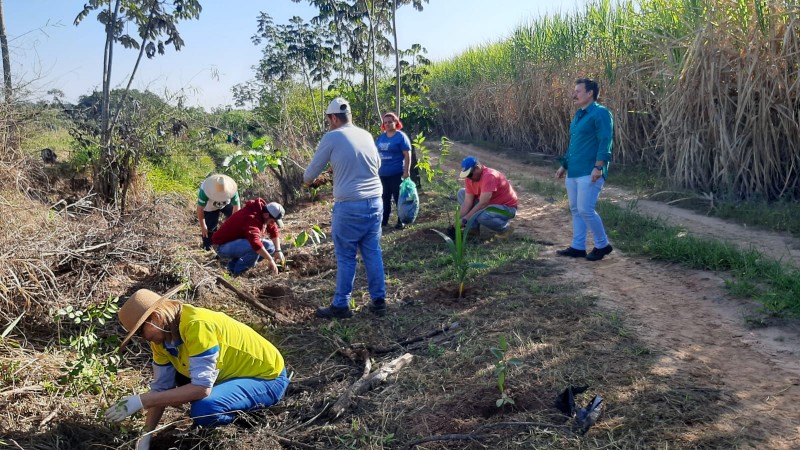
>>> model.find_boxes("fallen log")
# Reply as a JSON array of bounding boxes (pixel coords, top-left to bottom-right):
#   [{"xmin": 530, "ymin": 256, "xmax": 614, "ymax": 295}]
[
  {"xmin": 215, "ymin": 276, "xmax": 293, "ymax": 324},
  {"xmin": 328, "ymin": 353, "xmax": 414, "ymax": 420}
]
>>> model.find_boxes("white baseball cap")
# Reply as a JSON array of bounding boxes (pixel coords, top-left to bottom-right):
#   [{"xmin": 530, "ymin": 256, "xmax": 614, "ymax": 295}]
[{"xmin": 326, "ymin": 97, "xmax": 351, "ymax": 115}]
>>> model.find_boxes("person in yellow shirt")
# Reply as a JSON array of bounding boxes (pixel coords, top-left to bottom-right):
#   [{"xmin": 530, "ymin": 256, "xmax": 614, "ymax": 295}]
[{"xmin": 104, "ymin": 286, "xmax": 288, "ymax": 449}]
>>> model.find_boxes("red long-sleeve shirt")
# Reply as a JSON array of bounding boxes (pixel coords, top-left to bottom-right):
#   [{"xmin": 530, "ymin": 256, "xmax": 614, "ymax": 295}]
[{"xmin": 212, "ymin": 198, "xmax": 279, "ymax": 251}]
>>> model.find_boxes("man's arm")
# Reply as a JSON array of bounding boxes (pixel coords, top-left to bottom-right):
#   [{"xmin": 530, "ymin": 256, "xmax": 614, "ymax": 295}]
[
  {"xmin": 463, "ymin": 192, "xmax": 493, "ymax": 221},
  {"xmin": 257, "ymin": 246, "xmax": 279, "ymax": 274},
  {"xmin": 140, "ymin": 383, "xmax": 211, "ymax": 409},
  {"xmin": 592, "ymin": 109, "xmax": 613, "ymax": 181},
  {"xmin": 196, "ymin": 206, "xmax": 208, "ymax": 237},
  {"xmin": 304, "ymin": 136, "xmax": 333, "ymax": 185},
  {"xmin": 271, "ymin": 236, "xmax": 284, "ymax": 264},
  {"xmin": 459, "ymin": 191, "xmax": 475, "ymax": 219}
]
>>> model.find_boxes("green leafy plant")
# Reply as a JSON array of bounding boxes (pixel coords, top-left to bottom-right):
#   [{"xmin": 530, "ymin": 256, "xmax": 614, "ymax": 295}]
[
  {"xmin": 221, "ymin": 136, "xmax": 282, "ymax": 189},
  {"xmin": 431, "ymin": 206, "xmax": 488, "ymax": 297},
  {"xmin": 491, "ymin": 336, "xmax": 523, "ymax": 407},
  {"xmin": 436, "ymin": 136, "xmax": 451, "ymax": 174},
  {"xmin": 413, "ymin": 133, "xmax": 452, "ymax": 184},
  {"xmin": 292, "ymin": 225, "xmax": 326, "ymax": 248},
  {"xmin": 53, "ymin": 296, "xmax": 122, "ymax": 396},
  {"xmin": 412, "ymin": 133, "xmax": 435, "ymax": 183}
]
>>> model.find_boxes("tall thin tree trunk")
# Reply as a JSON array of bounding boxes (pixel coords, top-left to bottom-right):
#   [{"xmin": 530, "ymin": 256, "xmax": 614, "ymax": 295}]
[
  {"xmin": 367, "ymin": 0, "xmax": 381, "ymax": 121},
  {"xmin": 0, "ymin": 0, "xmax": 12, "ymax": 102},
  {"xmin": 392, "ymin": 0, "xmax": 400, "ymax": 116},
  {"xmin": 97, "ymin": 0, "xmax": 122, "ymax": 203}
]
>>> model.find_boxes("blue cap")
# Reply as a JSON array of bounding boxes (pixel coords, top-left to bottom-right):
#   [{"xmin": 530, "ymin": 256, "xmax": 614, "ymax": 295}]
[{"xmin": 460, "ymin": 156, "xmax": 478, "ymax": 178}]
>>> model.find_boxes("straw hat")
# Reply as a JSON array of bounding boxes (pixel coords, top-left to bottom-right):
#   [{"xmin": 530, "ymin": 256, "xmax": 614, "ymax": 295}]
[
  {"xmin": 118, "ymin": 284, "xmax": 184, "ymax": 349},
  {"xmin": 201, "ymin": 174, "xmax": 238, "ymax": 202}
]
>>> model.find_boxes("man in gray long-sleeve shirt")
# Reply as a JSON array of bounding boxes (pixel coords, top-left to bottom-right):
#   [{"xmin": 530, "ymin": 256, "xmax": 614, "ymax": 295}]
[{"xmin": 304, "ymin": 97, "xmax": 387, "ymax": 319}]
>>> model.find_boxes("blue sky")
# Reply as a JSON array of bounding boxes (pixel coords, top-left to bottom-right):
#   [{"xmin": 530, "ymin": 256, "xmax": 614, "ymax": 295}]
[{"xmin": 6, "ymin": 0, "xmax": 584, "ymax": 110}]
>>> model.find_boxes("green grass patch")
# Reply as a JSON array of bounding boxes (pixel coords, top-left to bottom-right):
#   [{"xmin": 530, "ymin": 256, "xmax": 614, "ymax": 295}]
[{"xmin": 599, "ymin": 201, "xmax": 800, "ymax": 317}]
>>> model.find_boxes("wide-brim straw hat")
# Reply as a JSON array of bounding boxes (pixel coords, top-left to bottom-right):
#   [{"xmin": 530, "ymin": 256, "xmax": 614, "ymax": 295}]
[
  {"xmin": 118, "ymin": 284, "xmax": 184, "ymax": 350},
  {"xmin": 201, "ymin": 174, "xmax": 238, "ymax": 202}
]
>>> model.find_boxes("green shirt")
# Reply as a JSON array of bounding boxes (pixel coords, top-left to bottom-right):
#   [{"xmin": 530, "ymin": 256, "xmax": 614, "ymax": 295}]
[{"xmin": 561, "ymin": 102, "xmax": 613, "ymax": 178}]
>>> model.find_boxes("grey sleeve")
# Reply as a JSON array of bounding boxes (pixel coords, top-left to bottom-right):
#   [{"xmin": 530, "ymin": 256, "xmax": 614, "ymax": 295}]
[{"xmin": 304, "ymin": 135, "xmax": 333, "ymax": 183}]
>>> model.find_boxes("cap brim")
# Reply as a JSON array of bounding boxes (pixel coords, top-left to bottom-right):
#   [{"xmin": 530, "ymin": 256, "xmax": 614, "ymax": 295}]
[
  {"xmin": 459, "ymin": 169, "xmax": 472, "ymax": 179},
  {"xmin": 276, "ymin": 219, "xmax": 284, "ymax": 228},
  {"xmin": 118, "ymin": 283, "xmax": 185, "ymax": 351}
]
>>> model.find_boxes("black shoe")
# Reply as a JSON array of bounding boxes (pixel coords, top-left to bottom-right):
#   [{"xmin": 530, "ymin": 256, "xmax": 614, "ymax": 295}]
[
  {"xmin": 556, "ymin": 247, "xmax": 587, "ymax": 258},
  {"xmin": 586, "ymin": 245, "xmax": 613, "ymax": 261},
  {"xmin": 369, "ymin": 299, "xmax": 387, "ymax": 316},
  {"xmin": 395, "ymin": 222, "xmax": 405, "ymax": 230},
  {"xmin": 315, "ymin": 305, "xmax": 353, "ymax": 319}
]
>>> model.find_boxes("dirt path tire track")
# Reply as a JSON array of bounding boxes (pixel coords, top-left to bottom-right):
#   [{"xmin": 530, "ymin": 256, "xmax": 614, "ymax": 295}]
[{"xmin": 444, "ymin": 142, "xmax": 800, "ymax": 448}]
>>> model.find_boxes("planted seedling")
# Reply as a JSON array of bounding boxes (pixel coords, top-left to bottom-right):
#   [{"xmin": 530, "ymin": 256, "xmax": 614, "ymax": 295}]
[
  {"xmin": 491, "ymin": 335, "xmax": 523, "ymax": 408},
  {"xmin": 431, "ymin": 206, "xmax": 488, "ymax": 297}
]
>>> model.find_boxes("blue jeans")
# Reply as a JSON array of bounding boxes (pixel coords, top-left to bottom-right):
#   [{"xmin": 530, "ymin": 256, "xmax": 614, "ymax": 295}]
[
  {"xmin": 331, "ymin": 197, "xmax": 386, "ymax": 308},
  {"xmin": 191, "ymin": 369, "xmax": 289, "ymax": 427},
  {"xmin": 457, "ymin": 188, "xmax": 516, "ymax": 232},
  {"xmin": 565, "ymin": 175, "xmax": 609, "ymax": 250},
  {"xmin": 216, "ymin": 238, "xmax": 275, "ymax": 275}
]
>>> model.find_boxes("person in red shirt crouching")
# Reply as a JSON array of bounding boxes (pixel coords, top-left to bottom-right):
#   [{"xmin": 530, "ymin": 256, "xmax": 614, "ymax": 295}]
[
  {"xmin": 212, "ymin": 198, "xmax": 285, "ymax": 275},
  {"xmin": 457, "ymin": 156, "xmax": 518, "ymax": 238}
]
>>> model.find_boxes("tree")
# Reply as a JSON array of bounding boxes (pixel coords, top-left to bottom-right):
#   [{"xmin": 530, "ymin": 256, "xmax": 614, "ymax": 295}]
[
  {"xmin": 294, "ymin": 0, "xmax": 428, "ymax": 120},
  {"xmin": 74, "ymin": 0, "xmax": 202, "ymax": 208},
  {"xmin": 0, "ymin": 0, "xmax": 11, "ymax": 103}
]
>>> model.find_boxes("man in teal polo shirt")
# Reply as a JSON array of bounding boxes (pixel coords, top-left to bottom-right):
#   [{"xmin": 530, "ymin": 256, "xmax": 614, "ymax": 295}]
[{"xmin": 555, "ymin": 78, "xmax": 614, "ymax": 261}]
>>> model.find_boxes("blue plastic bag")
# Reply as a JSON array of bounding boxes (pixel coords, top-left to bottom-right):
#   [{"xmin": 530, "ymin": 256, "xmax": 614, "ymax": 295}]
[{"xmin": 397, "ymin": 177, "xmax": 419, "ymax": 224}]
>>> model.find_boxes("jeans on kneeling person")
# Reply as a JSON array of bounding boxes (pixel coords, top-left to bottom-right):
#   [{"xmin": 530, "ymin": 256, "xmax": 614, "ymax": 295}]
[
  {"xmin": 456, "ymin": 188, "xmax": 516, "ymax": 233},
  {"xmin": 216, "ymin": 238, "xmax": 276, "ymax": 275}
]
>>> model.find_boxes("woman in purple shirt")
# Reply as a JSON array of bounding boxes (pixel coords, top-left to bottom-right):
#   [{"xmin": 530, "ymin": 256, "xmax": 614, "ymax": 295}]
[{"xmin": 375, "ymin": 112, "xmax": 412, "ymax": 229}]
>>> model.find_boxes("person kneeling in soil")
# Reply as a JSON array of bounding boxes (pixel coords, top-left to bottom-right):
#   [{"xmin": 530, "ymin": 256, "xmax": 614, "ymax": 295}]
[
  {"xmin": 104, "ymin": 287, "xmax": 289, "ymax": 449},
  {"xmin": 457, "ymin": 156, "xmax": 518, "ymax": 238},
  {"xmin": 196, "ymin": 174, "xmax": 240, "ymax": 250},
  {"xmin": 211, "ymin": 198, "xmax": 285, "ymax": 276}
]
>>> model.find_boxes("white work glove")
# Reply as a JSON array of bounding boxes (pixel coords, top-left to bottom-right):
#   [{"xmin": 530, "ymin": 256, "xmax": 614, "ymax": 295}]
[
  {"xmin": 104, "ymin": 394, "xmax": 143, "ymax": 422},
  {"xmin": 136, "ymin": 434, "xmax": 152, "ymax": 450}
]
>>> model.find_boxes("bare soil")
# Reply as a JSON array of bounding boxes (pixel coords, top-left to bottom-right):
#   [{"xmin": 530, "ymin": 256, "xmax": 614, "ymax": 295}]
[{"xmin": 448, "ymin": 142, "xmax": 800, "ymax": 448}]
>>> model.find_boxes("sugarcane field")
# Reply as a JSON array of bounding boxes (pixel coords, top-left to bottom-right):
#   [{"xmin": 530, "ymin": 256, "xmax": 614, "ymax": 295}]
[{"xmin": 1, "ymin": 1, "xmax": 800, "ymax": 449}]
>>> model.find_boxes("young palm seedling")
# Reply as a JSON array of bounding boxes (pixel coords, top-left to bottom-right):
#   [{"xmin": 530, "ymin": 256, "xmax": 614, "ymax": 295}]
[
  {"xmin": 431, "ymin": 206, "xmax": 487, "ymax": 297},
  {"xmin": 491, "ymin": 335, "xmax": 523, "ymax": 408}
]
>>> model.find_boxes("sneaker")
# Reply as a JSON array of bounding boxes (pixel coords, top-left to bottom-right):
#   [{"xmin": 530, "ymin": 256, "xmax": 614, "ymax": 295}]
[
  {"xmin": 395, "ymin": 221, "xmax": 405, "ymax": 230},
  {"xmin": 315, "ymin": 305, "xmax": 353, "ymax": 319},
  {"xmin": 556, "ymin": 247, "xmax": 587, "ymax": 258},
  {"xmin": 586, "ymin": 245, "xmax": 613, "ymax": 261},
  {"xmin": 496, "ymin": 225, "xmax": 514, "ymax": 239},
  {"xmin": 369, "ymin": 299, "xmax": 387, "ymax": 317}
]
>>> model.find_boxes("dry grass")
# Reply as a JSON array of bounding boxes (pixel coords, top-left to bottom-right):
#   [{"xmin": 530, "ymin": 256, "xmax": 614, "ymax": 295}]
[
  {"xmin": 0, "ymin": 141, "xmax": 772, "ymax": 449},
  {"xmin": 429, "ymin": 0, "xmax": 800, "ymax": 201}
]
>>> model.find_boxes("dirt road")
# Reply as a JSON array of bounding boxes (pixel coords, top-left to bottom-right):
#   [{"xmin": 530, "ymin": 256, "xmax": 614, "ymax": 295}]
[{"xmin": 448, "ymin": 142, "xmax": 800, "ymax": 448}]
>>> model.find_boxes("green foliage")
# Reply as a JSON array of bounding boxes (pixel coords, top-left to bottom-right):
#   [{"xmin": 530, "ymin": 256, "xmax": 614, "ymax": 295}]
[
  {"xmin": 291, "ymin": 225, "xmax": 326, "ymax": 249},
  {"xmin": 431, "ymin": 206, "xmax": 488, "ymax": 297},
  {"xmin": 412, "ymin": 133, "xmax": 434, "ymax": 183},
  {"xmin": 53, "ymin": 296, "xmax": 122, "ymax": 396},
  {"xmin": 599, "ymin": 201, "xmax": 800, "ymax": 317},
  {"xmin": 221, "ymin": 136, "xmax": 282, "ymax": 189},
  {"xmin": 490, "ymin": 335, "xmax": 523, "ymax": 407}
]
